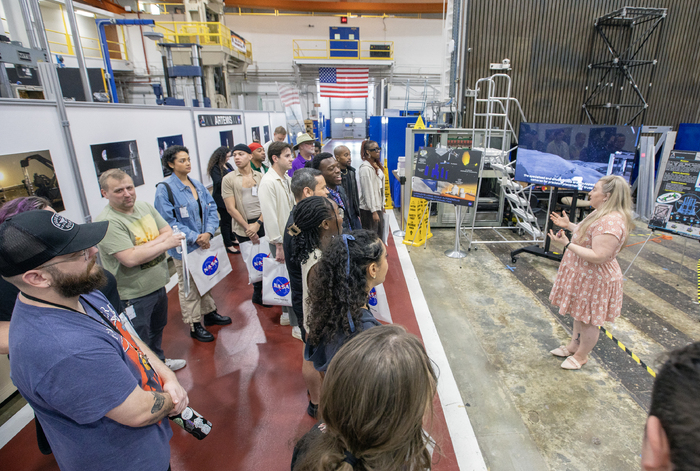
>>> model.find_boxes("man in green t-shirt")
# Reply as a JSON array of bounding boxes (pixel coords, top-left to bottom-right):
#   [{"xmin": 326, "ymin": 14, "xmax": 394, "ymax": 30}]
[{"xmin": 95, "ymin": 169, "xmax": 197, "ymax": 370}]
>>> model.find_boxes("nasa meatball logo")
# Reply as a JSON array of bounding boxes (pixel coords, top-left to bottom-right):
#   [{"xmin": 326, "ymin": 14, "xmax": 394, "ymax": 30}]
[
  {"xmin": 272, "ymin": 277, "xmax": 290, "ymax": 297},
  {"xmin": 51, "ymin": 213, "xmax": 75, "ymax": 231},
  {"xmin": 252, "ymin": 253, "xmax": 268, "ymax": 272},
  {"xmin": 202, "ymin": 255, "xmax": 219, "ymax": 276},
  {"xmin": 368, "ymin": 287, "xmax": 378, "ymax": 307}
]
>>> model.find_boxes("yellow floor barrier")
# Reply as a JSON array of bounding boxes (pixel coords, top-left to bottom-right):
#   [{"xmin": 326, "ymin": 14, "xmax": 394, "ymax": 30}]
[
  {"xmin": 403, "ymin": 197, "xmax": 432, "ymax": 247},
  {"xmin": 383, "ymin": 163, "xmax": 393, "ymax": 210}
]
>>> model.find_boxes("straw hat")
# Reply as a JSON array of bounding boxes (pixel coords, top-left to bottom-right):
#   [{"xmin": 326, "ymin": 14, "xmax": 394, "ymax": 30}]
[{"xmin": 294, "ymin": 133, "xmax": 314, "ymax": 149}]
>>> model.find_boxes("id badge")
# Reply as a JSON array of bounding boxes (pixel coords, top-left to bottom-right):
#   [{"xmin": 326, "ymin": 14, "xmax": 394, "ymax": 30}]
[
  {"xmin": 252, "ymin": 186, "xmax": 258, "ymax": 197},
  {"xmin": 179, "ymin": 206, "xmax": 190, "ymax": 218},
  {"xmin": 118, "ymin": 312, "xmax": 142, "ymax": 341},
  {"xmin": 125, "ymin": 305, "xmax": 136, "ymax": 320}
]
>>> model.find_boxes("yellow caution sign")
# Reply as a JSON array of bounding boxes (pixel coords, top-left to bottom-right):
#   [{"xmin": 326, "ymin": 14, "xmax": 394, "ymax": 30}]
[
  {"xmin": 383, "ymin": 163, "xmax": 393, "ymax": 210},
  {"xmin": 413, "ymin": 115, "xmax": 426, "ymax": 130},
  {"xmin": 403, "ymin": 197, "xmax": 432, "ymax": 247}
]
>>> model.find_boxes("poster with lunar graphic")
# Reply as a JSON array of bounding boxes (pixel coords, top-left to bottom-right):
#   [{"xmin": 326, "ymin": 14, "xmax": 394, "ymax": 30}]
[{"xmin": 411, "ymin": 147, "xmax": 482, "ymax": 207}]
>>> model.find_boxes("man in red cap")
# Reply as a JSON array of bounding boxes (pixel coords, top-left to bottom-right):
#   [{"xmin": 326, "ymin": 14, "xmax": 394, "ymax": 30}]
[{"xmin": 249, "ymin": 142, "xmax": 269, "ymax": 174}]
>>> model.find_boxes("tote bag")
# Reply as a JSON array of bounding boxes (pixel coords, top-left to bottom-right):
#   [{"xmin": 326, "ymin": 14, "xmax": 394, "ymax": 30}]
[
  {"xmin": 188, "ymin": 235, "xmax": 233, "ymax": 295},
  {"xmin": 368, "ymin": 283, "xmax": 392, "ymax": 323},
  {"xmin": 239, "ymin": 237, "xmax": 271, "ymax": 284},
  {"xmin": 262, "ymin": 258, "xmax": 293, "ymax": 306}
]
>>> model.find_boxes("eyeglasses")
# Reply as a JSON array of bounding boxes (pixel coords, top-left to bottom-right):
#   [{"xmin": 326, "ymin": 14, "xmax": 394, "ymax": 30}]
[
  {"xmin": 368, "ymin": 147, "xmax": 381, "ymax": 152},
  {"xmin": 39, "ymin": 249, "xmax": 89, "ymax": 269}
]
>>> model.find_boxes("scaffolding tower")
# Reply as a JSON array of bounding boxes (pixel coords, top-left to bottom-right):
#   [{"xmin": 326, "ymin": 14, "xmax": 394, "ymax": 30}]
[{"xmin": 582, "ymin": 7, "xmax": 667, "ymax": 126}]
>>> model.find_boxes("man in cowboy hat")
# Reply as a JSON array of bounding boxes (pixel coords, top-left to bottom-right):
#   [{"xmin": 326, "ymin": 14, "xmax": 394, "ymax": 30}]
[{"xmin": 289, "ymin": 133, "xmax": 315, "ymax": 177}]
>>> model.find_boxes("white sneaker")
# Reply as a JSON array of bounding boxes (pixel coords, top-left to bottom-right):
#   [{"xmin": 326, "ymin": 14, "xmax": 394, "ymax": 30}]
[
  {"xmin": 280, "ymin": 312, "xmax": 290, "ymax": 325},
  {"xmin": 292, "ymin": 326, "xmax": 302, "ymax": 341},
  {"xmin": 165, "ymin": 358, "xmax": 186, "ymax": 372}
]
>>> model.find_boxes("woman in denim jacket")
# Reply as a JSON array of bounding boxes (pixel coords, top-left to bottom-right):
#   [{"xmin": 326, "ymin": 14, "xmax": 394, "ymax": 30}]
[{"xmin": 155, "ymin": 145, "xmax": 231, "ymax": 343}]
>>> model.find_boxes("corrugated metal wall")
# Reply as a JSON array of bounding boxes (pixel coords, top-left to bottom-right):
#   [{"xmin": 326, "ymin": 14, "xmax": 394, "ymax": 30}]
[{"xmin": 462, "ymin": 0, "xmax": 700, "ymax": 130}]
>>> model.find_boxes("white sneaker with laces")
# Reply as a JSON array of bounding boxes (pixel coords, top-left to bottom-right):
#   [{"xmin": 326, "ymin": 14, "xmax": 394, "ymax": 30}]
[
  {"xmin": 280, "ymin": 312, "xmax": 290, "ymax": 325},
  {"xmin": 292, "ymin": 326, "xmax": 302, "ymax": 340},
  {"xmin": 165, "ymin": 358, "xmax": 187, "ymax": 372}
]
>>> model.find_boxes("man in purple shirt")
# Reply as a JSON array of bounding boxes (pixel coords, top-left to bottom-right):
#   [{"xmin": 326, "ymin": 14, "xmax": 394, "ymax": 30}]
[{"xmin": 289, "ymin": 133, "xmax": 315, "ymax": 177}]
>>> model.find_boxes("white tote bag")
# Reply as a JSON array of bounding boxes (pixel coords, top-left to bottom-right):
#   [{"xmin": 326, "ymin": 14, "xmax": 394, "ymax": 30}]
[
  {"xmin": 239, "ymin": 236, "xmax": 271, "ymax": 284},
  {"xmin": 367, "ymin": 283, "xmax": 392, "ymax": 323},
  {"xmin": 261, "ymin": 258, "xmax": 292, "ymax": 306},
  {"xmin": 382, "ymin": 212, "xmax": 391, "ymax": 244},
  {"xmin": 187, "ymin": 235, "xmax": 233, "ymax": 295}
]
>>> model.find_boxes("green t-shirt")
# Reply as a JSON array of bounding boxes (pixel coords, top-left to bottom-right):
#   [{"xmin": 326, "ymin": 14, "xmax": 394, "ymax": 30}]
[{"xmin": 96, "ymin": 201, "xmax": 170, "ymax": 300}]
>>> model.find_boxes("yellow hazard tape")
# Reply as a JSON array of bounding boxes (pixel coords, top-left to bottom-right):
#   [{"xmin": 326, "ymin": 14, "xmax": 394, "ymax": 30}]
[{"xmin": 598, "ymin": 325, "xmax": 656, "ymax": 378}]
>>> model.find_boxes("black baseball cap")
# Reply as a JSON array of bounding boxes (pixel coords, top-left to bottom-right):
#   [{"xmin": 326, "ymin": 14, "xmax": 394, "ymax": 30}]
[{"xmin": 0, "ymin": 211, "xmax": 108, "ymax": 277}]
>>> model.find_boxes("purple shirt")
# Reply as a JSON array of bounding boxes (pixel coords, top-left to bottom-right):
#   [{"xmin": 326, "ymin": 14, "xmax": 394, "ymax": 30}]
[{"xmin": 289, "ymin": 153, "xmax": 312, "ymax": 177}]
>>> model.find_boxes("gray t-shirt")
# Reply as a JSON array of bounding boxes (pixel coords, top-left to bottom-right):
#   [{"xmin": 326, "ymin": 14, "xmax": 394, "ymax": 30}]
[{"xmin": 96, "ymin": 201, "xmax": 170, "ymax": 300}]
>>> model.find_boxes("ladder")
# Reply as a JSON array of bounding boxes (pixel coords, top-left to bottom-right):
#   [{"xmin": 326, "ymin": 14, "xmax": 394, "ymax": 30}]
[
  {"xmin": 463, "ymin": 73, "xmax": 543, "ymax": 249},
  {"xmin": 404, "ymin": 79, "xmax": 427, "ymax": 116}
]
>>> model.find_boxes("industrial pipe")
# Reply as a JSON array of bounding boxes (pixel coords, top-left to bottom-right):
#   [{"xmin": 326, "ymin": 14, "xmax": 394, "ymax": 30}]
[{"xmin": 95, "ymin": 18, "xmax": 155, "ymax": 103}]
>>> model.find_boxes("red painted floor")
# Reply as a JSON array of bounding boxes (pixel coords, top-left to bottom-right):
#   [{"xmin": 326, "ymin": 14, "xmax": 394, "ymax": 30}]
[{"xmin": 0, "ymin": 231, "xmax": 460, "ymax": 471}]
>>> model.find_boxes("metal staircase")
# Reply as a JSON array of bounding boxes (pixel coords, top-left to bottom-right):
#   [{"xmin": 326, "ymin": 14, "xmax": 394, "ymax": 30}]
[
  {"xmin": 463, "ymin": 72, "xmax": 544, "ymax": 250},
  {"xmin": 404, "ymin": 79, "xmax": 428, "ymax": 116}
]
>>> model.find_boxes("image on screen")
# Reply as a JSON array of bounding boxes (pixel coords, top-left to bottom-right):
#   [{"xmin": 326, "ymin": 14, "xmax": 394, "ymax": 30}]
[
  {"xmin": 676, "ymin": 123, "xmax": 700, "ymax": 152},
  {"xmin": 514, "ymin": 123, "xmax": 639, "ymax": 191}
]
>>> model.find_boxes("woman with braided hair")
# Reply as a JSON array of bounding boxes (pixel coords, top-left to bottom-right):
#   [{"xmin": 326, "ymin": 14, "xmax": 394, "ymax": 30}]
[
  {"xmin": 304, "ymin": 228, "xmax": 387, "ymax": 373},
  {"xmin": 288, "ymin": 195, "xmax": 343, "ymax": 417},
  {"xmin": 292, "ymin": 325, "xmax": 437, "ymax": 471}
]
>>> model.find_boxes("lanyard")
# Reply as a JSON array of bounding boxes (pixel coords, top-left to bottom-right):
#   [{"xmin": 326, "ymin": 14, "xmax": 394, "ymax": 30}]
[{"xmin": 20, "ymin": 292, "xmax": 159, "ymax": 379}]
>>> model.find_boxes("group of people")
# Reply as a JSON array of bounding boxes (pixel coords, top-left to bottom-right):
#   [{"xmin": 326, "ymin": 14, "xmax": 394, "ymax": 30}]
[{"xmin": 0, "ymin": 133, "xmax": 698, "ymax": 471}]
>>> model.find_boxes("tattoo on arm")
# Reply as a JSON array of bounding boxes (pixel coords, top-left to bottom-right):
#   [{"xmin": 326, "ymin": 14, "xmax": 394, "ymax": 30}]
[
  {"xmin": 151, "ymin": 392, "xmax": 165, "ymax": 414},
  {"xmin": 575, "ymin": 333, "xmax": 581, "ymax": 344}
]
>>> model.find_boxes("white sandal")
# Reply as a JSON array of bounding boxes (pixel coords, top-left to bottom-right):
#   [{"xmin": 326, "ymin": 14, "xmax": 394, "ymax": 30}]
[
  {"xmin": 561, "ymin": 356, "xmax": 587, "ymax": 370},
  {"xmin": 550, "ymin": 345, "xmax": 571, "ymax": 357}
]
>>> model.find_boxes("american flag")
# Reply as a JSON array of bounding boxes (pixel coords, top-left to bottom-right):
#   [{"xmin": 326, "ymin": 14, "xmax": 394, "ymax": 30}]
[
  {"xmin": 277, "ymin": 83, "xmax": 301, "ymax": 107},
  {"xmin": 319, "ymin": 67, "xmax": 369, "ymax": 98}
]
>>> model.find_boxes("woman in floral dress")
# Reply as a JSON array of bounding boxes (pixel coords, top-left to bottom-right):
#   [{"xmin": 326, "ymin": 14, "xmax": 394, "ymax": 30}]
[{"xmin": 548, "ymin": 175, "xmax": 634, "ymax": 370}]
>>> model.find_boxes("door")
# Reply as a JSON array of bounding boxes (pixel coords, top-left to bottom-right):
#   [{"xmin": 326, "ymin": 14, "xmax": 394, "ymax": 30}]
[
  {"xmin": 329, "ymin": 27, "xmax": 359, "ymax": 59},
  {"xmin": 330, "ymin": 97, "xmax": 367, "ymax": 139}
]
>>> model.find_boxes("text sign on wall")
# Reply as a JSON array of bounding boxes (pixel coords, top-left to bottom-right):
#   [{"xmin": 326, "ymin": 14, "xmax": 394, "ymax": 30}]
[{"xmin": 198, "ymin": 114, "xmax": 242, "ymax": 127}]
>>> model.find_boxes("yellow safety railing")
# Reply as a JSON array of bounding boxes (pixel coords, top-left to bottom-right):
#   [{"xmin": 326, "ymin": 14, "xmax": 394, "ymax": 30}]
[
  {"xmin": 137, "ymin": 2, "xmax": 184, "ymax": 15},
  {"xmin": 44, "ymin": 5, "xmax": 128, "ymax": 61},
  {"xmin": 154, "ymin": 21, "xmax": 253, "ymax": 61},
  {"xmin": 293, "ymin": 39, "xmax": 393, "ymax": 60}
]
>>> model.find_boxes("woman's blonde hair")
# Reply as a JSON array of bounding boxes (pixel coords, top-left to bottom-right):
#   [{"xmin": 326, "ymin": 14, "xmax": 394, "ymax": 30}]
[
  {"xmin": 577, "ymin": 175, "xmax": 635, "ymax": 243},
  {"xmin": 294, "ymin": 325, "xmax": 438, "ymax": 471}
]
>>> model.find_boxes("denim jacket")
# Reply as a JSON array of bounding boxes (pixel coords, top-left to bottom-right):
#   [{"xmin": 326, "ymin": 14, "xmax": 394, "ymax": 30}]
[{"xmin": 154, "ymin": 174, "xmax": 219, "ymax": 260}]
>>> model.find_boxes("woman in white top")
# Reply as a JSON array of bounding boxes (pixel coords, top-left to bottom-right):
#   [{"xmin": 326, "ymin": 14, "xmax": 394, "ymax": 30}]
[{"xmin": 358, "ymin": 139, "xmax": 385, "ymax": 238}]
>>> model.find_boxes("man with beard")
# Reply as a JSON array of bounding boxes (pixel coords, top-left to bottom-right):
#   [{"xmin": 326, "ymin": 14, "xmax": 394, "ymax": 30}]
[{"xmin": 0, "ymin": 211, "xmax": 187, "ymax": 471}]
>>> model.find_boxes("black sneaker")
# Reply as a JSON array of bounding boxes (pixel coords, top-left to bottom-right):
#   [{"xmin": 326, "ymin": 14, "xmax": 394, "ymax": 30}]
[{"xmin": 307, "ymin": 401, "xmax": 318, "ymax": 419}]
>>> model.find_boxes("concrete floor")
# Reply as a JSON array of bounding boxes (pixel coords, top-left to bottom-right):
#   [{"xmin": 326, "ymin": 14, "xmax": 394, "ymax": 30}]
[
  {"xmin": 407, "ymin": 221, "xmax": 699, "ymax": 471},
  {"xmin": 321, "ymin": 137, "xmax": 699, "ymax": 470}
]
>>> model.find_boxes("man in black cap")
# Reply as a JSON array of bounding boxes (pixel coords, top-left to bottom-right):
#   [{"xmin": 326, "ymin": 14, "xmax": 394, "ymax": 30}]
[{"xmin": 0, "ymin": 211, "xmax": 187, "ymax": 471}]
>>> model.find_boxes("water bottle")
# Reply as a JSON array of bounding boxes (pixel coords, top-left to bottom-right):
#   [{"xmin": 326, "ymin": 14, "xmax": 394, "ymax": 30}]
[
  {"xmin": 172, "ymin": 225, "xmax": 182, "ymax": 254},
  {"xmin": 169, "ymin": 406, "xmax": 212, "ymax": 440}
]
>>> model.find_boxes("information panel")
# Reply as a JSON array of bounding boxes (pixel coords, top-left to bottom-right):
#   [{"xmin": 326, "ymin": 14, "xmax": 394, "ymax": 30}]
[
  {"xmin": 649, "ymin": 150, "xmax": 700, "ymax": 239},
  {"xmin": 411, "ymin": 147, "xmax": 482, "ymax": 207}
]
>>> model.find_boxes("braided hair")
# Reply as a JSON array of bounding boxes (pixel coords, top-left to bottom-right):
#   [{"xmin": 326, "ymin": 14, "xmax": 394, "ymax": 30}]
[
  {"xmin": 360, "ymin": 139, "xmax": 383, "ymax": 176},
  {"xmin": 289, "ymin": 196, "xmax": 337, "ymax": 265},
  {"xmin": 306, "ymin": 229, "xmax": 383, "ymax": 346}
]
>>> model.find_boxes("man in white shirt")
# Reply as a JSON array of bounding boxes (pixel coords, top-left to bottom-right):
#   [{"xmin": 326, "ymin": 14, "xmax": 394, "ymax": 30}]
[
  {"xmin": 263, "ymin": 126, "xmax": 287, "ymax": 166},
  {"xmin": 259, "ymin": 141, "xmax": 297, "ymax": 328}
]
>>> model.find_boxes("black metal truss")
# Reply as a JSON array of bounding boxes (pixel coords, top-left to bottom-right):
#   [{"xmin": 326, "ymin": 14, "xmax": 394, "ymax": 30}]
[{"xmin": 581, "ymin": 7, "xmax": 666, "ymax": 126}]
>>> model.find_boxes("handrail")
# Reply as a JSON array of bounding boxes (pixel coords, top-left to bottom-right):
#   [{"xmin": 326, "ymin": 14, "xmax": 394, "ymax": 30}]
[
  {"xmin": 292, "ymin": 39, "xmax": 393, "ymax": 60},
  {"xmin": 44, "ymin": 27, "xmax": 128, "ymax": 60},
  {"xmin": 136, "ymin": 2, "xmax": 184, "ymax": 15},
  {"xmin": 154, "ymin": 21, "xmax": 253, "ymax": 61}
]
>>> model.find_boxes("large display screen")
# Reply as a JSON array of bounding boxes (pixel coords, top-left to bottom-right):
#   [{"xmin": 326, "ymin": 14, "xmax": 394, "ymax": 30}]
[{"xmin": 514, "ymin": 123, "xmax": 639, "ymax": 191}]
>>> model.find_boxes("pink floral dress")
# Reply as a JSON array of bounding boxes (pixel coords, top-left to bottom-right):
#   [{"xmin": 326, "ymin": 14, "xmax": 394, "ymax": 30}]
[{"xmin": 549, "ymin": 211, "xmax": 627, "ymax": 326}]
